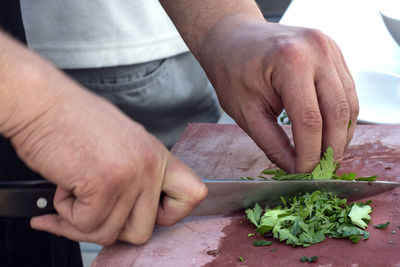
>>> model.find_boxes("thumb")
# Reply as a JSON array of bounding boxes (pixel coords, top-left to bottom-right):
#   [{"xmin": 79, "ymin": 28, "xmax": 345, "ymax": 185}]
[
  {"xmin": 31, "ymin": 214, "xmax": 63, "ymax": 235},
  {"xmin": 156, "ymin": 155, "xmax": 207, "ymax": 226}
]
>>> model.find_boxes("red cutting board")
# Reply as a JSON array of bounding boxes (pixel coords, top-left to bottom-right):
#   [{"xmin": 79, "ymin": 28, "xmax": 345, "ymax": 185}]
[{"xmin": 93, "ymin": 123, "xmax": 400, "ymax": 267}]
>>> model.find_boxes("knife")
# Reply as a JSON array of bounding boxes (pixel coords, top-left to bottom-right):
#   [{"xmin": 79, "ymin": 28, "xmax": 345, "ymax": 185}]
[
  {"xmin": 0, "ymin": 180, "xmax": 56, "ymax": 217},
  {"xmin": 2, "ymin": 179, "xmax": 399, "ymax": 218},
  {"xmin": 191, "ymin": 179, "xmax": 400, "ymax": 216}
]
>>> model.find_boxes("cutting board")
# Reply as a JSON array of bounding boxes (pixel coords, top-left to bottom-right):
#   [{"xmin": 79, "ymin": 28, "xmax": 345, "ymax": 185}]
[{"xmin": 92, "ymin": 124, "xmax": 400, "ymax": 267}]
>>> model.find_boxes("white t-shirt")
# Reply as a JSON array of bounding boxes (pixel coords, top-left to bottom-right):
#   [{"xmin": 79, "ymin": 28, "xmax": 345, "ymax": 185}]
[{"xmin": 20, "ymin": 0, "xmax": 189, "ymax": 69}]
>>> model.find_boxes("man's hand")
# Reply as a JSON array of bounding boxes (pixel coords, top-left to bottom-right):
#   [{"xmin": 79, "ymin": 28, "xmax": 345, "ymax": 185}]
[
  {"xmin": 0, "ymin": 32, "xmax": 207, "ymax": 245},
  {"xmin": 200, "ymin": 21, "xmax": 358, "ymax": 173},
  {"xmin": 161, "ymin": 1, "xmax": 358, "ymax": 173},
  {"xmin": 24, "ymin": 96, "xmax": 206, "ymax": 245}
]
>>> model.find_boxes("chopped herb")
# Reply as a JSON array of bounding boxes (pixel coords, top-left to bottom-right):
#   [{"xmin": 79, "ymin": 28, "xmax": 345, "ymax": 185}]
[
  {"xmin": 374, "ymin": 222, "xmax": 390, "ymax": 230},
  {"xmin": 279, "ymin": 110, "xmax": 291, "ymax": 125},
  {"xmin": 238, "ymin": 256, "xmax": 244, "ymax": 262},
  {"xmin": 269, "ymin": 248, "xmax": 278, "ymax": 252},
  {"xmin": 248, "ymin": 233, "xmax": 255, "ymax": 237},
  {"xmin": 301, "ymin": 256, "xmax": 318, "ymax": 263},
  {"xmin": 389, "ymin": 241, "xmax": 394, "ymax": 244},
  {"xmin": 246, "ymin": 191, "xmax": 372, "ymax": 247},
  {"xmin": 392, "ymin": 231, "xmax": 396, "ymax": 234},
  {"xmin": 348, "ymin": 205, "xmax": 372, "ymax": 229},
  {"xmin": 245, "ymin": 203, "xmax": 263, "ymax": 228},
  {"xmin": 354, "ymin": 176, "xmax": 378, "ymax": 181},
  {"xmin": 253, "ymin": 240, "xmax": 272, "ymax": 246}
]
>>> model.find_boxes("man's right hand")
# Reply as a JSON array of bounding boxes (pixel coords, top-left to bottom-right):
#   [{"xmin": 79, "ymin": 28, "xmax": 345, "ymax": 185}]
[{"xmin": 0, "ymin": 32, "xmax": 207, "ymax": 245}]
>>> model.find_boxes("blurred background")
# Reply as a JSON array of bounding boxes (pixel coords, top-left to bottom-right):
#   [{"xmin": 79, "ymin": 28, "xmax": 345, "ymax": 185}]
[{"xmin": 256, "ymin": 0, "xmax": 292, "ymax": 22}]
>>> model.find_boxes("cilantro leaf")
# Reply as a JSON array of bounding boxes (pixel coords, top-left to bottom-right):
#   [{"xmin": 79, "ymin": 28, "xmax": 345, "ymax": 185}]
[
  {"xmin": 253, "ymin": 240, "xmax": 272, "ymax": 246},
  {"xmin": 355, "ymin": 176, "xmax": 377, "ymax": 181},
  {"xmin": 374, "ymin": 222, "xmax": 390, "ymax": 229},
  {"xmin": 301, "ymin": 256, "xmax": 318, "ymax": 263},
  {"xmin": 258, "ymin": 147, "xmax": 378, "ymax": 182},
  {"xmin": 311, "ymin": 147, "xmax": 337, "ymax": 179},
  {"xmin": 348, "ymin": 204, "xmax": 372, "ymax": 229},
  {"xmin": 245, "ymin": 203, "xmax": 263, "ymax": 228},
  {"xmin": 338, "ymin": 172, "xmax": 357, "ymax": 180},
  {"xmin": 331, "ymin": 224, "xmax": 370, "ymax": 241},
  {"xmin": 246, "ymin": 191, "xmax": 372, "ymax": 247},
  {"xmin": 257, "ymin": 209, "xmax": 290, "ymax": 234}
]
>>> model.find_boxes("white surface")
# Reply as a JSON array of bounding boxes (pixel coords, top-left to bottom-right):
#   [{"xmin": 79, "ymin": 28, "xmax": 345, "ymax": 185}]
[
  {"xmin": 280, "ymin": 0, "xmax": 400, "ymax": 124},
  {"xmin": 379, "ymin": 4, "xmax": 400, "ymax": 47},
  {"xmin": 377, "ymin": 0, "xmax": 400, "ymax": 19},
  {"xmin": 354, "ymin": 70, "xmax": 400, "ymax": 124},
  {"xmin": 281, "ymin": 0, "xmax": 400, "ymax": 74}
]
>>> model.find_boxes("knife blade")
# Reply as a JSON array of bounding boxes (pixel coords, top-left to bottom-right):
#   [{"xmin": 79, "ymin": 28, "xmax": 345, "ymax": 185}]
[{"xmin": 191, "ymin": 179, "xmax": 400, "ymax": 216}]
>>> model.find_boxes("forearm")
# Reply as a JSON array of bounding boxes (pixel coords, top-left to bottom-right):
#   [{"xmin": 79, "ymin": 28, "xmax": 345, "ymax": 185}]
[
  {"xmin": 159, "ymin": 0, "xmax": 265, "ymax": 59},
  {"xmin": 0, "ymin": 31, "xmax": 68, "ymax": 138}
]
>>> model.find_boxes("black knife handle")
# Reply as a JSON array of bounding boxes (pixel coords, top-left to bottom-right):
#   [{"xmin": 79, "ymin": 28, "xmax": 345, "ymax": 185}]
[{"xmin": 0, "ymin": 182, "xmax": 56, "ymax": 217}]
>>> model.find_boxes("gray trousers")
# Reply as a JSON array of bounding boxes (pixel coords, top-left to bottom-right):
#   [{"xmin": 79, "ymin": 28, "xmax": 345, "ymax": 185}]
[{"xmin": 64, "ymin": 52, "xmax": 221, "ymax": 148}]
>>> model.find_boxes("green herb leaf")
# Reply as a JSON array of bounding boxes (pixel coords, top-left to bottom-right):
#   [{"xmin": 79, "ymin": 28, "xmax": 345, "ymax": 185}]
[
  {"xmin": 261, "ymin": 169, "xmax": 283, "ymax": 175},
  {"xmin": 374, "ymin": 222, "xmax": 390, "ymax": 229},
  {"xmin": 269, "ymin": 248, "xmax": 278, "ymax": 252},
  {"xmin": 255, "ymin": 147, "xmax": 378, "ymax": 182},
  {"xmin": 338, "ymin": 172, "xmax": 357, "ymax": 180},
  {"xmin": 238, "ymin": 256, "xmax": 244, "ymax": 262},
  {"xmin": 311, "ymin": 147, "xmax": 337, "ymax": 179},
  {"xmin": 355, "ymin": 176, "xmax": 377, "ymax": 182},
  {"xmin": 257, "ymin": 209, "xmax": 290, "ymax": 234},
  {"xmin": 253, "ymin": 240, "xmax": 273, "ymax": 246},
  {"xmin": 245, "ymin": 203, "xmax": 263, "ymax": 228},
  {"xmin": 246, "ymin": 191, "xmax": 372, "ymax": 247},
  {"xmin": 301, "ymin": 256, "xmax": 318, "ymax": 263},
  {"xmin": 348, "ymin": 204, "xmax": 372, "ymax": 229},
  {"xmin": 248, "ymin": 233, "xmax": 255, "ymax": 237},
  {"xmin": 240, "ymin": 176, "xmax": 255, "ymax": 180}
]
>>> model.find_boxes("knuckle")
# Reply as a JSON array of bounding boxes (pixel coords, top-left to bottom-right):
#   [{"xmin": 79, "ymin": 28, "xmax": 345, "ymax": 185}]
[
  {"xmin": 304, "ymin": 28, "xmax": 331, "ymax": 54},
  {"xmin": 274, "ymin": 39, "xmax": 307, "ymax": 64},
  {"xmin": 299, "ymin": 110, "xmax": 322, "ymax": 131},
  {"xmin": 135, "ymin": 139, "xmax": 164, "ymax": 178},
  {"xmin": 330, "ymin": 100, "xmax": 350, "ymax": 125}
]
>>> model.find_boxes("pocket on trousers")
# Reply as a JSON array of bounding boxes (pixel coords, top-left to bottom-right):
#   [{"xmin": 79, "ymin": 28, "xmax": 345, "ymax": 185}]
[{"xmin": 68, "ymin": 58, "xmax": 169, "ymax": 107}]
